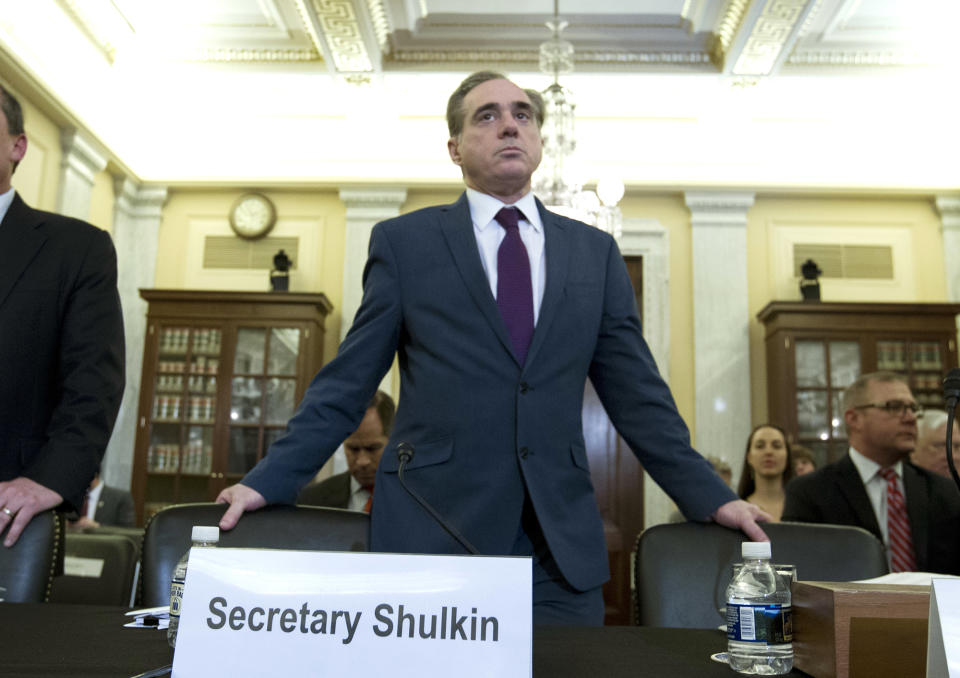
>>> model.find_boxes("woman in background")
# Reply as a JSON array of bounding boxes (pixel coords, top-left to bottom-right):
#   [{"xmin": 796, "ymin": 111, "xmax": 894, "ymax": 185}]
[{"xmin": 737, "ymin": 424, "xmax": 794, "ymax": 521}]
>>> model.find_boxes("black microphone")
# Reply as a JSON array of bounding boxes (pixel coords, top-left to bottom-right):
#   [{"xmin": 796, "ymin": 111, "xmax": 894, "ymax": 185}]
[
  {"xmin": 395, "ymin": 442, "xmax": 478, "ymax": 554},
  {"xmin": 942, "ymin": 370, "xmax": 960, "ymax": 493},
  {"xmin": 944, "ymin": 369, "xmax": 960, "ymax": 411}
]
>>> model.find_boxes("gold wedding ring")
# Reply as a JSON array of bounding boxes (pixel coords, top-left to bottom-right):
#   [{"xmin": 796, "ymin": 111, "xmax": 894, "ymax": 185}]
[{"xmin": 1, "ymin": 507, "xmax": 13, "ymax": 517}]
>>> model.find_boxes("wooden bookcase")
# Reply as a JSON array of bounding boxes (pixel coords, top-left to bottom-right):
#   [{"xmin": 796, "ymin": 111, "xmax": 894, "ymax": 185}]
[
  {"xmin": 131, "ymin": 290, "xmax": 332, "ymax": 525},
  {"xmin": 758, "ymin": 302, "xmax": 960, "ymax": 467}
]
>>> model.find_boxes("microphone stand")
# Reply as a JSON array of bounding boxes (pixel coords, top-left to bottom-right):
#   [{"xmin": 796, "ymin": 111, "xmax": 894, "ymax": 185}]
[
  {"xmin": 943, "ymin": 369, "xmax": 960, "ymax": 494},
  {"xmin": 396, "ymin": 443, "xmax": 479, "ymax": 555}
]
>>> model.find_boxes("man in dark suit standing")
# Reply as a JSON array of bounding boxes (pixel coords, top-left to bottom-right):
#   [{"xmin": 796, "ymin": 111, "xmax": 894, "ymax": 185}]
[
  {"xmin": 297, "ymin": 390, "xmax": 394, "ymax": 511},
  {"xmin": 218, "ymin": 71, "xmax": 767, "ymax": 624},
  {"xmin": 783, "ymin": 371, "xmax": 960, "ymax": 574},
  {"xmin": 0, "ymin": 84, "xmax": 125, "ymax": 547}
]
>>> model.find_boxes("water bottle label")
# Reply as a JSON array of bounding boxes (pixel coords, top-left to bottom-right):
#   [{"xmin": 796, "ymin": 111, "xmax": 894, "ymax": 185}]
[
  {"xmin": 170, "ymin": 580, "xmax": 184, "ymax": 618},
  {"xmin": 726, "ymin": 603, "xmax": 792, "ymax": 643}
]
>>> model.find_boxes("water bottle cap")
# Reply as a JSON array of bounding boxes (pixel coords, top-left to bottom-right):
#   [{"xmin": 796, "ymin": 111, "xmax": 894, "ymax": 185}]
[
  {"xmin": 741, "ymin": 541, "xmax": 771, "ymax": 559},
  {"xmin": 192, "ymin": 525, "xmax": 220, "ymax": 542}
]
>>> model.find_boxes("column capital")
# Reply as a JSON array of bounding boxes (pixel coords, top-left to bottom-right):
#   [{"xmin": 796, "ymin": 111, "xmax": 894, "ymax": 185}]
[
  {"xmin": 684, "ymin": 191, "xmax": 755, "ymax": 227},
  {"xmin": 339, "ymin": 188, "xmax": 407, "ymax": 220},
  {"xmin": 59, "ymin": 129, "xmax": 107, "ymax": 185},
  {"xmin": 113, "ymin": 176, "xmax": 168, "ymax": 220},
  {"xmin": 935, "ymin": 194, "xmax": 960, "ymax": 231}
]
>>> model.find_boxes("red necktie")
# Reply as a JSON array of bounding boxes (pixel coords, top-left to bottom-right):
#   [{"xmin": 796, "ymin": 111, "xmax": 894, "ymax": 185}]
[
  {"xmin": 80, "ymin": 492, "xmax": 90, "ymax": 520},
  {"xmin": 879, "ymin": 467, "xmax": 916, "ymax": 572},
  {"xmin": 362, "ymin": 486, "xmax": 373, "ymax": 514},
  {"xmin": 495, "ymin": 207, "xmax": 534, "ymax": 365}
]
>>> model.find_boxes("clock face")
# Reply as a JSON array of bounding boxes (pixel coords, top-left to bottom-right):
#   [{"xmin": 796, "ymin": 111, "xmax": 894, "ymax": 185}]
[{"xmin": 230, "ymin": 193, "xmax": 276, "ymax": 239}]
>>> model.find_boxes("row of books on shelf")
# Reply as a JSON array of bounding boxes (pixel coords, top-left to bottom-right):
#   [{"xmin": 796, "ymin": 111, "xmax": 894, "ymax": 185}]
[
  {"xmin": 157, "ymin": 357, "xmax": 220, "ymax": 375},
  {"xmin": 876, "ymin": 341, "xmax": 941, "ymax": 370},
  {"xmin": 159, "ymin": 328, "xmax": 222, "ymax": 356},
  {"xmin": 152, "ymin": 395, "xmax": 216, "ymax": 422},
  {"xmin": 156, "ymin": 374, "xmax": 218, "ymax": 395},
  {"xmin": 148, "ymin": 443, "xmax": 213, "ymax": 474}
]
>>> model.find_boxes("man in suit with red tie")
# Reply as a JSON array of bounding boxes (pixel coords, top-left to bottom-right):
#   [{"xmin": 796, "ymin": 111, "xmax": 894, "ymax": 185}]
[
  {"xmin": 218, "ymin": 71, "xmax": 768, "ymax": 624},
  {"xmin": 0, "ymin": 84, "xmax": 125, "ymax": 547},
  {"xmin": 297, "ymin": 391, "xmax": 394, "ymax": 512},
  {"xmin": 784, "ymin": 371, "xmax": 960, "ymax": 574}
]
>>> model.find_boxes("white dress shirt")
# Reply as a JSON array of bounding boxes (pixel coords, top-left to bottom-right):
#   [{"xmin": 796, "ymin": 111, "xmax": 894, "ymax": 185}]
[
  {"xmin": 85, "ymin": 480, "xmax": 104, "ymax": 520},
  {"xmin": 465, "ymin": 188, "xmax": 546, "ymax": 323},
  {"xmin": 848, "ymin": 447, "xmax": 906, "ymax": 567},
  {"xmin": 0, "ymin": 187, "xmax": 15, "ymax": 225},
  {"xmin": 348, "ymin": 476, "xmax": 371, "ymax": 513}
]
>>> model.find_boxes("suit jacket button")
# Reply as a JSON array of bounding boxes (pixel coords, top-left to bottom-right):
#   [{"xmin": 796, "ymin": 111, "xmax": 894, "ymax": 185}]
[
  {"xmin": 519, "ymin": 382, "xmax": 529, "ymax": 394},
  {"xmin": 519, "ymin": 447, "xmax": 529, "ymax": 459}
]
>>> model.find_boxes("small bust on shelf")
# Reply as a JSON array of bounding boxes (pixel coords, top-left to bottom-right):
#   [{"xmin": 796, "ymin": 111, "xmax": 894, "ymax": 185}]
[
  {"xmin": 270, "ymin": 249, "xmax": 292, "ymax": 292},
  {"xmin": 799, "ymin": 258, "xmax": 822, "ymax": 302}
]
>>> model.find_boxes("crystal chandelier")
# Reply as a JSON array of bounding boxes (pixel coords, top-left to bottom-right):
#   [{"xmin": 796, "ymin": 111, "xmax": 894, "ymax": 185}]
[{"xmin": 532, "ymin": 2, "xmax": 623, "ymax": 240}]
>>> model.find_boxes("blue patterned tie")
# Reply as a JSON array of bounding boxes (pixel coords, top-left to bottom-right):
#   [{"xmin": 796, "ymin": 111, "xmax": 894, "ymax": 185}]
[{"xmin": 495, "ymin": 207, "xmax": 534, "ymax": 364}]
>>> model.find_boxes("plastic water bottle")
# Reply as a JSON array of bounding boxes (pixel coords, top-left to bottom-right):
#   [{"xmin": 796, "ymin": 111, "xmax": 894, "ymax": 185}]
[
  {"xmin": 168, "ymin": 525, "xmax": 219, "ymax": 648},
  {"xmin": 726, "ymin": 541, "xmax": 793, "ymax": 675}
]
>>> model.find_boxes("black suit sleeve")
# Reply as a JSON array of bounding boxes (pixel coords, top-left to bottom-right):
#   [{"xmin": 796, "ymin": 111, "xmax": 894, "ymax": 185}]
[
  {"xmin": 781, "ymin": 475, "xmax": 822, "ymax": 523},
  {"xmin": 23, "ymin": 228, "xmax": 125, "ymax": 511}
]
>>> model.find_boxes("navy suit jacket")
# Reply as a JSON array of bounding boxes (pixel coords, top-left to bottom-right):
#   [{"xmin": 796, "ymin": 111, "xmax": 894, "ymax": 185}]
[
  {"xmin": 0, "ymin": 194, "xmax": 125, "ymax": 512},
  {"xmin": 244, "ymin": 194, "xmax": 735, "ymax": 591},
  {"xmin": 94, "ymin": 485, "xmax": 136, "ymax": 527},
  {"xmin": 783, "ymin": 454, "xmax": 960, "ymax": 575}
]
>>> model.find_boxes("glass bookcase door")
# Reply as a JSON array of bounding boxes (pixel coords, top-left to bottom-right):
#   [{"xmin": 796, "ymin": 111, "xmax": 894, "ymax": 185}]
[
  {"xmin": 143, "ymin": 325, "xmax": 221, "ymax": 523},
  {"xmin": 794, "ymin": 339, "xmax": 861, "ymax": 466},
  {"xmin": 228, "ymin": 327, "xmax": 301, "ymax": 480}
]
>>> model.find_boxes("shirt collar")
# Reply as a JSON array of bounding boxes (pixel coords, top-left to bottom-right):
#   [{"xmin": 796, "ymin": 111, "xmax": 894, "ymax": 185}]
[
  {"xmin": 465, "ymin": 187, "xmax": 542, "ymax": 233},
  {"xmin": 849, "ymin": 446, "xmax": 903, "ymax": 483},
  {"xmin": 0, "ymin": 187, "xmax": 16, "ymax": 226}
]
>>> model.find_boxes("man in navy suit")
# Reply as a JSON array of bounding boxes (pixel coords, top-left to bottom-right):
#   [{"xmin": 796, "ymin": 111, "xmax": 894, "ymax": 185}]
[
  {"xmin": 219, "ymin": 71, "xmax": 767, "ymax": 624},
  {"xmin": 0, "ymin": 84, "xmax": 125, "ymax": 547}
]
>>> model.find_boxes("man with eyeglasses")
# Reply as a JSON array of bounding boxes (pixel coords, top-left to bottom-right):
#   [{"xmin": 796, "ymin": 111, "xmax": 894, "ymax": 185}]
[{"xmin": 783, "ymin": 371, "xmax": 960, "ymax": 574}]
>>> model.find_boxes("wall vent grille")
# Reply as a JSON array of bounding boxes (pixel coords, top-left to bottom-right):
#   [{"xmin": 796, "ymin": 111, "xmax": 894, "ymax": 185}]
[
  {"xmin": 203, "ymin": 236, "xmax": 299, "ymax": 270},
  {"xmin": 793, "ymin": 243, "xmax": 893, "ymax": 279}
]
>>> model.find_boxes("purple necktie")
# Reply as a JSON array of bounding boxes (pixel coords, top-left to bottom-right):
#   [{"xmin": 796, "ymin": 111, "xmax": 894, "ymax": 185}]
[{"xmin": 495, "ymin": 207, "xmax": 534, "ymax": 364}]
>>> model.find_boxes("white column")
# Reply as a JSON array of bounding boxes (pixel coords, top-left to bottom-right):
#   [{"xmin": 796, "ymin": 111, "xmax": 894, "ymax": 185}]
[
  {"xmin": 57, "ymin": 129, "xmax": 107, "ymax": 219},
  {"xmin": 936, "ymin": 195, "xmax": 960, "ymax": 303},
  {"xmin": 685, "ymin": 191, "xmax": 755, "ymax": 477},
  {"xmin": 936, "ymin": 195, "xmax": 960, "ymax": 345},
  {"xmin": 102, "ymin": 178, "xmax": 168, "ymax": 490},
  {"xmin": 338, "ymin": 188, "xmax": 407, "ymax": 341}
]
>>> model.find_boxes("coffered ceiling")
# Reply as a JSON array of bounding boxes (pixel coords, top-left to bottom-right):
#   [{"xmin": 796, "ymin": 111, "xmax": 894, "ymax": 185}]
[{"xmin": 1, "ymin": 0, "xmax": 957, "ymax": 189}]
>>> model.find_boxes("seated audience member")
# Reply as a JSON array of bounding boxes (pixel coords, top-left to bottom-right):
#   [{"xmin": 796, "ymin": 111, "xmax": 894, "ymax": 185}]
[
  {"xmin": 67, "ymin": 473, "xmax": 135, "ymax": 531},
  {"xmin": 783, "ymin": 371, "xmax": 960, "ymax": 574},
  {"xmin": 737, "ymin": 424, "xmax": 793, "ymax": 522},
  {"xmin": 912, "ymin": 409, "xmax": 960, "ymax": 479},
  {"xmin": 297, "ymin": 391, "xmax": 395, "ymax": 512},
  {"xmin": 668, "ymin": 455, "xmax": 734, "ymax": 522},
  {"xmin": 791, "ymin": 444, "xmax": 817, "ymax": 476}
]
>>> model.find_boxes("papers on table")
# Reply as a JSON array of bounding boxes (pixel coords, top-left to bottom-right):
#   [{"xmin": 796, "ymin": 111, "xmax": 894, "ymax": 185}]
[{"xmin": 125, "ymin": 605, "xmax": 170, "ymax": 629}]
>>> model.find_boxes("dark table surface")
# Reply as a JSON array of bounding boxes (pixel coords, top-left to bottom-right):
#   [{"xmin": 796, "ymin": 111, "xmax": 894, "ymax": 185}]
[{"xmin": 0, "ymin": 603, "xmax": 808, "ymax": 677}]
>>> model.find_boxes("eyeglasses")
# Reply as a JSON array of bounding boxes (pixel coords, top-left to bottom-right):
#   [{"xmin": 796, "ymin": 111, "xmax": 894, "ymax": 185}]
[{"xmin": 853, "ymin": 400, "xmax": 922, "ymax": 417}]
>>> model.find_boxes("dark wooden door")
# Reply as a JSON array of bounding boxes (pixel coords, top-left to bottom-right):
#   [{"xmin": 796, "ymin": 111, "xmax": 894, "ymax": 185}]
[{"xmin": 585, "ymin": 256, "xmax": 645, "ymax": 625}]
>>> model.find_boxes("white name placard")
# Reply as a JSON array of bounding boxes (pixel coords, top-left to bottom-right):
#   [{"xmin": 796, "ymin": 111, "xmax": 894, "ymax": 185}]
[
  {"xmin": 926, "ymin": 578, "xmax": 960, "ymax": 678},
  {"xmin": 172, "ymin": 548, "xmax": 532, "ymax": 678}
]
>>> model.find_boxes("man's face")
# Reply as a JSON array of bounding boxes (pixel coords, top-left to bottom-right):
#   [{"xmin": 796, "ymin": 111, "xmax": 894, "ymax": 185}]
[
  {"xmin": 344, "ymin": 407, "xmax": 387, "ymax": 489},
  {"xmin": 0, "ymin": 106, "xmax": 26, "ymax": 194},
  {"xmin": 447, "ymin": 78, "xmax": 542, "ymax": 201},
  {"xmin": 846, "ymin": 379, "xmax": 918, "ymax": 465}
]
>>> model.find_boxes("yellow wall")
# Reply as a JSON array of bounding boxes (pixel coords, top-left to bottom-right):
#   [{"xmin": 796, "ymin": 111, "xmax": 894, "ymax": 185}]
[
  {"xmin": 155, "ymin": 189, "xmax": 347, "ymax": 363},
  {"xmin": 89, "ymin": 170, "xmax": 114, "ymax": 233},
  {"xmin": 11, "ymin": 90, "xmax": 61, "ymax": 211},
  {"xmin": 746, "ymin": 195, "xmax": 948, "ymax": 424}
]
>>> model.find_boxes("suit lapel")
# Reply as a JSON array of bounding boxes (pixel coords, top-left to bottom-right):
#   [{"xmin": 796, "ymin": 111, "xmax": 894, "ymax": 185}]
[
  {"xmin": 0, "ymin": 194, "xmax": 47, "ymax": 312},
  {"xmin": 523, "ymin": 200, "xmax": 569, "ymax": 370},
  {"xmin": 836, "ymin": 455, "xmax": 883, "ymax": 538},
  {"xmin": 438, "ymin": 194, "xmax": 516, "ymax": 361},
  {"xmin": 902, "ymin": 463, "xmax": 929, "ymax": 569}
]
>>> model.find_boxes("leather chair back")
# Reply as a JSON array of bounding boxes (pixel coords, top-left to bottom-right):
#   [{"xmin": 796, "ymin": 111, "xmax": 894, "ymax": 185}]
[
  {"xmin": 0, "ymin": 510, "xmax": 61, "ymax": 602},
  {"xmin": 634, "ymin": 521, "xmax": 888, "ymax": 628},
  {"xmin": 49, "ymin": 533, "xmax": 140, "ymax": 606},
  {"xmin": 140, "ymin": 503, "xmax": 370, "ymax": 606}
]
